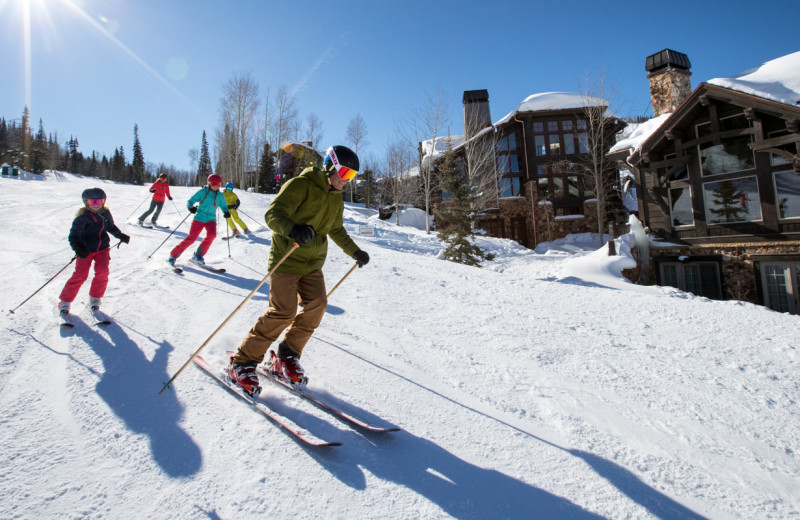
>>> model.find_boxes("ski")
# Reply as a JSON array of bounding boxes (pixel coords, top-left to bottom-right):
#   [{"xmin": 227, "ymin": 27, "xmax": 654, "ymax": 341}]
[
  {"xmin": 190, "ymin": 260, "xmax": 226, "ymax": 273},
  {"xmin": 193, "ymin": 355, "xmax": 341, "ymax": 447},
  {"xmin": 245, "ymin": 353, "xmax": 400, "ymax": 433},
  {"xmin": 59, "ymin": 312, "xmax": 74, "ymax": 328},
  {"xmin": 90, "ymin": 308, "xmax": 113, "ymax": 325},
  {"xmin": 137, "ymin": 221, "xmax": 154, "ymax": 229}
]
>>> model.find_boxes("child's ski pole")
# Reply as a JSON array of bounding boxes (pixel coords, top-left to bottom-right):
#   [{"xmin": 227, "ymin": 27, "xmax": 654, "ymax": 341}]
[
  {"xmin": 9, "ymin": 255, "xmax": 76, "ymax": 313},
  {"xmin": 147, "ymin": 212, "xmax": 191, "ymax": 260}
]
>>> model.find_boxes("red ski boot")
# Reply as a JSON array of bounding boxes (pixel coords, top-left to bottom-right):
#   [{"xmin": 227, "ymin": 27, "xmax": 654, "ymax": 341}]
[
  {"xmin": 228, "ymin": 359, "xmax": 261, "ymax": 396},
  {"xmin": 269, "ymin": 350, "xmax": 308, "ymax": 386}
]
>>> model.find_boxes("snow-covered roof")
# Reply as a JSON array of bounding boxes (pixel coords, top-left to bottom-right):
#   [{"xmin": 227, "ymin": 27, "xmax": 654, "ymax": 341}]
[
  {"xmin": 495, "ymin": 92, "xmax": 611, "ymax": 126},
  {"xmin": 610, "ymin": 51, "xmax": 800, "ymax": 159},
  {"xmin": 420, "ymin": 135, "xmax": 465, "ymax": 166},
  {"xmin": 608, "ymin": 113, "xmax": 672, "ymax": 154},
  {"xmin": 708, "ymin": 50, "xmax": 800, "ymax": 107}
]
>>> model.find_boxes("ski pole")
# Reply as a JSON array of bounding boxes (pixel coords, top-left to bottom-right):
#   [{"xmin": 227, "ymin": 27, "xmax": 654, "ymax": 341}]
[
  {"xmin": 127, "ymin": 192, "xmax": 152, "ymax": 220},
  {"xmin": 327, "ymin": 262, "xmax": 358, "ymax": 298},
  {"xmin": 9, "ymin": 255, "xmax": 76, "ymax": 313},
  {"xmin": 236, "ymin": 209, "xmax": 264, "ymax": 229},
  {"xmin": 225, "ymin": 215, "xmax": 231, "ymax": 257},
  {"xmin": 147, "ymin": 212, "xmax": 192, "ymax": 260},
  {"xmin": 171, "ymin": 199, "xmax": 191, "ymax": 231},
  {"xmin": 159, "ymin": 243, "xmax": 300, "ymax": 394}
]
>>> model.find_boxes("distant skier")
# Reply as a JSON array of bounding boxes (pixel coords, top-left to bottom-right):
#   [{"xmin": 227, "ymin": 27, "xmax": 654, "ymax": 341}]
[
  {"xmin": 58, "ymin": 187, "xmax": 130, "ymax": 320},
  {"xmin": 228, "ymin": 145, "xmax": 370, "ymax": 395},
  {"xmin": 138, "ymin": 172, "xmax": 172, "ymax": 226},
  {"xmin": 168, "ymin": 174, "xmax": 229, "ymax": 266},
  {"xmin": 222, "ymin": 182, "xmax": 250, "ymax": 235}
]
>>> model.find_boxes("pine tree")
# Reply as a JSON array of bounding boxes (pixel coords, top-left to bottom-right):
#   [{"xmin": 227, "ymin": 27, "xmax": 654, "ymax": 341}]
[
  {"xmin": 256, "ymin": 141, "xmax": 275, "ymax": 193},
  {"xmin": 709, "ymin": 180, "xmax": 748, "ymax": 223},
  {"xmin": 197, "ymin": 131, "xmax": 213, "ymax": 184},
  {"xmin": 30, "ymin": 119, "xmax": 47, "ymax": 174},
  {"xmin": 131, "ymin": 124, "xmax": 145, "ymax": 185},
  {"xmin": 437, "ymin": 146, "xmax": 494, "ymax": 267}
]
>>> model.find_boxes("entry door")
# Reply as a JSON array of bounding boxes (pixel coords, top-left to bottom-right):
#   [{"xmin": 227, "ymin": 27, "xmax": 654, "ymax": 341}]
[{"xmin": 761, "ymin": 262, "xmax": 800, "ymax": 314}]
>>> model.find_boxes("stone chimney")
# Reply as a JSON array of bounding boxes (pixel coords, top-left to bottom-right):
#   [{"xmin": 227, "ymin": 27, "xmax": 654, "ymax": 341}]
[
  {"xmin": 645, "ymin": 49, "xmax": 692, "ymax": 117},
  {"xmin": 463, "ymin": 89, "xmax": 491, "ymax": 140}
]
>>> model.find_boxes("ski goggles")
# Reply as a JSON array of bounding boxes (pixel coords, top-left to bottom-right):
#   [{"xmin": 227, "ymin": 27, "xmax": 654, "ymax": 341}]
[
  {"xmin": 86, "ymin": 198, "xmax": 105, "ymax": 205},
  {"xmin": 209, "ymin": 181, "xmax": 221, "ymax": 187},
  {"xmin": 326, "ymin": 149, "xmax": 358, "ymax": 181}
]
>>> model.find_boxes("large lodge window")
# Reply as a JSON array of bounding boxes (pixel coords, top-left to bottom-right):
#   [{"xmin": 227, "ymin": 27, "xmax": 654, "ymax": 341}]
[
  {"xmin": 703, "ymin": 177, "xmax": 762, "ymax": 224},
  {"xmin": 692, "ymin": 112, "xmax": 760, "ymax": 224},
  {"xmin": 532, "ymin": 118, "xmax": 587, "ymax": 157},
  {"xmin": 496, "ymin": 132, "xmax": 522, "ymax": 198}
]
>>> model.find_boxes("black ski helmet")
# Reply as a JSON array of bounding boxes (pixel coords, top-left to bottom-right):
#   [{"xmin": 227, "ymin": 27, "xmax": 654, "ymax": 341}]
[
  {"xmin": 323, "ymin": 145, "xmax": 359, "ymax": 178},
  {"xmin": 81, "ymin": 187, "xmax": 107, "ymax": 204}
]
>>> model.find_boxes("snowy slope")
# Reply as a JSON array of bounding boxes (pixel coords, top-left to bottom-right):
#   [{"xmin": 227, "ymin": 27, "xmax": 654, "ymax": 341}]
[{"xmin": 1, "ymin": 172, "xmax": 798, "ymax": 520}]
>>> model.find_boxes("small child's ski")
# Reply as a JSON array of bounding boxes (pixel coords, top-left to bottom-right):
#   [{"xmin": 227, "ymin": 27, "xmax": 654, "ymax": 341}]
[
  {"xmin": 153, "ymin": 224, "xmax": 170, "ymax": 229},
  {"xmin": 91, "ymin": 308, "xmax": 112, "ymax": 325},
  {"xmin": 59, "ymin": 312, "xmax": 74, "ymax": 328},
  {"xmin": 138, "ymin": 221, "xmax": 154, "ymax": 229}
]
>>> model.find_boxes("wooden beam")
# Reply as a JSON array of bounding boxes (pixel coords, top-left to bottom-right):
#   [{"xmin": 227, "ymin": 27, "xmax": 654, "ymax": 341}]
[{"xmin": 748, "ymin": 133, "xmax": 800, "ymax": 151}]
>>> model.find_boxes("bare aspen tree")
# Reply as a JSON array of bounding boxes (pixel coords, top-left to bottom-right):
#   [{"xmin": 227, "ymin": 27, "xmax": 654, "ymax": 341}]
[
  {"xmin": 217, "ymin": 71, "xmax": 260, "ymax": 188},
  {"xmin": 305, "ymin": 112, "xmax": 325, "ymax": 151},
  {"xmin": 462, "ymin": 110, "xmax": 499, "ymax": 216},
  {"xmin": 345, "ymin": 114, "xmax": 369, "ymax": 203},
  {"xmin": 402, "ymin": 88, "xmax": 451, "ymax": 233},
  {"xmin": 575, "ymin": 71, "xmax": 624, "ymax": 244},
  {"xmin": 274, "ymin": 85, "xmax": 299, "ymax": 154},
  {"xmin": 383, "ymin": 140, "xmax": 416, "ymax": 225}
]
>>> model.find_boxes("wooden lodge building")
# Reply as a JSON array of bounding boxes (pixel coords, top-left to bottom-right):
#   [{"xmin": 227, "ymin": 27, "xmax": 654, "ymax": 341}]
[
  {"xmin": 609, "ymin": 49, "xmax": 800, "ymax": 314},
  {"xmin": 427, "ymin": 48, "xmax": 800, "ymax": 314},
  {"xmin": 427, "ymin": 89, "xmax": 626, "ymax": 250}
]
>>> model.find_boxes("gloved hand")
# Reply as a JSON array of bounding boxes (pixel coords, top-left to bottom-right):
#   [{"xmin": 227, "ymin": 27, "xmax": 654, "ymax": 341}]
[
  {"xmin": 188, "ymin": 206, "xmax": 198, "ymax": 214},
  {"xmin": 118, "ymin": 233, "xmax": 130, "ymax": 244},
  {"xmin": 234, "ymin": 200, "xmax": 240, "ymax": 209},
  {"xmin": 74, "ymin": 246, "xmax": 90, "ymax": 259},
  {"xmin": 149, "ymin": 189, "xmax": 156, "ymax": 193},
  {"xmin": 223, "ymin": 211, "xmax": 231, "ymax": 219},
  {"xmin": 168, "ymin": 196, "xmax": 173, "ymax": 201},
  {"xmin": 289, "ymin": 224, "xmax": 316, "ymax": 246},
  {"xmin": 354, "ymin": 250, "xmax": 370, "ymax": 267}
]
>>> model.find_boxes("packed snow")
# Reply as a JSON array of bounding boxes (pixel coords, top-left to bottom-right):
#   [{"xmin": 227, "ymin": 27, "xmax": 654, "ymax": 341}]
[{"xmin": 1, "ymin": 171, "xmax": 798, "ymax": 519}]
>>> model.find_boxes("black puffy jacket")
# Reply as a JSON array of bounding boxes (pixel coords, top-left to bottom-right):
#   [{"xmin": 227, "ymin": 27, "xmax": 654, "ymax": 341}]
[{"xmin": 68, "ymin": 207, "xmax": 124, "ymax": 254}]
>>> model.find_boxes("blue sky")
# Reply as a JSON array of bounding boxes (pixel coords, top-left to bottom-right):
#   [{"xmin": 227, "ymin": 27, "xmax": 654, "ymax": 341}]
[{"xmin": 1, "ymin": 0, "xmax": 798, "ymax": 174}]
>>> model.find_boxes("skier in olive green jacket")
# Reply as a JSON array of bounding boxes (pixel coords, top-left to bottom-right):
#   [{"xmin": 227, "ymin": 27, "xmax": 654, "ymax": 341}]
[{"xmin": 228, "ymin": 145, "xmax": 369, "ymax": 395}]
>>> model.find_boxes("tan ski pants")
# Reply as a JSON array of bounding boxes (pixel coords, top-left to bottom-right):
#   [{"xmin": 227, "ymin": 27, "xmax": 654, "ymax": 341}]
[{"xmin": 233, "ymin": 269, "xmax": 327, "ymax": 364}]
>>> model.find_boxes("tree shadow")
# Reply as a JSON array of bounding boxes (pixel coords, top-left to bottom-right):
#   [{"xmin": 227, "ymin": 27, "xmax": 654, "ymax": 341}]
[{"xmin": 80, "ymin": 323, "xmax": 202, "ymax": 478}]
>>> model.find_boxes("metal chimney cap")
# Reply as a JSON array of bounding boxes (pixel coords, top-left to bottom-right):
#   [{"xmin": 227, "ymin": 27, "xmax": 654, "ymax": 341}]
[
  {"xmin": 646, "ymin": 49, "xmax": 691, "ymax": 73},
  {"xmin": 463, "ymin": 89, "xmax": 489, "ymax": 103}
]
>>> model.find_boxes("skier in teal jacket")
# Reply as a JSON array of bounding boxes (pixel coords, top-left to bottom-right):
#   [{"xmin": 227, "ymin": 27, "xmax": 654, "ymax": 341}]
[{"xmin": 168, "ymin": 174, "xmax": 229, "ymax": 266}]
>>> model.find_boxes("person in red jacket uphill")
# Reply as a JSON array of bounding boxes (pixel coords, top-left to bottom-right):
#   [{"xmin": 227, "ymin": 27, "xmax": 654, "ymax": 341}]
[
  {"xmin": 138, "ymin": 172, "xmax": 173, "ymax": 226},
  {"xmin": 168, "ymin": 174, "xmax": 229, "ymax": 266},
  {"xmin": 58, "ymin": 187, "xmax": 130, "ymax": 318},
  {"xmin": 228, "ymin": 145, "xmax": 370, "ymax": 396}
]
